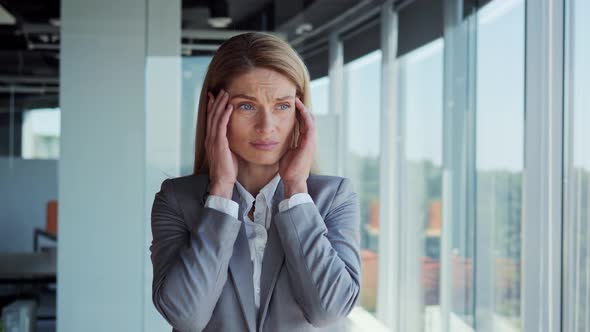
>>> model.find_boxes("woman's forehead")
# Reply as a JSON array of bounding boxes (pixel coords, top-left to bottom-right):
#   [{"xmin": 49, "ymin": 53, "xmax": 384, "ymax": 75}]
[
  {"xmin": 229, "ymin": 68, "xmax": 296, "ymax": 92},
  {"xmin": 228, "ymin": 85, "xmax": 296, "ymax": 103}
]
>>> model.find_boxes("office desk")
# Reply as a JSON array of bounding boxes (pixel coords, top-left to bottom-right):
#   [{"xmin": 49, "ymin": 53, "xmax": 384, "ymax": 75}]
[
  {"xmin": 0, "ymin": 251, "xmax": 57, "ymax": 322},
  {"xmin": 0, "ymin": 251, "xmax": 56, "ymax": 284}
]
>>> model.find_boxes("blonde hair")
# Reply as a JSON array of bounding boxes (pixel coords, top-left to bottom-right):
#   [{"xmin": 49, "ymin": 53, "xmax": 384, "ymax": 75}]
[{"xmin": 193, "ymin": 32, "xmax": 317, "ymax": 175}]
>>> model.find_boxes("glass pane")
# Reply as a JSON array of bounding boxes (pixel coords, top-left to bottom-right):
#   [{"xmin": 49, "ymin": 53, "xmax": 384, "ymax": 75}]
[
  {"xmin": 398, "ymin": 39, "xmax": 444, "ymax": 331},
  {"xmin": 181, "ymin": 56, "xmax": 212, "ymax": 175},
  {"xmin": 309, "ymin": 76, "xmax": 329, "ymax": 115},
  {"xmin": 344, "ymin": 49, "xmax": 382, "ymax": 314},
  {"xmin": 476, "ymin": 0, "xmax": 525, "ymax": 330},
  {"xmin": 568, "ymin": 0, "xmax": 590, "ymax": 330},
  {"xmin": 21, "ymin": 108, "xmax": 61, "ymax": 159},
  {"xmin": 309, "ymin": 75, "xmax": 337, "ymax": 175}
]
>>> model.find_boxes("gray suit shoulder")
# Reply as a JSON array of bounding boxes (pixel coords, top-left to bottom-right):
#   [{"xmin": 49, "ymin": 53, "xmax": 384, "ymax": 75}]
[
  {"xmin": 168, "ymin": 173, "xmax": 346, "ymax": 192},
  {"xmin": 307, "ymin": 173, "xmax": 353, "ymax": 193},
  {"xmin": 159, "ymin": 173, "xmax": 208, "ymax": 202},
  {"xmin": 161, "ymin": 172, "xmax": 351, "ymax": 206},
  {"xmin": 307, "ymin": 173, "xmax": 354, "ymax": 215},
  {"xmin": 307, "ymin": 173, "xmax": 347, "ymax": 186}
]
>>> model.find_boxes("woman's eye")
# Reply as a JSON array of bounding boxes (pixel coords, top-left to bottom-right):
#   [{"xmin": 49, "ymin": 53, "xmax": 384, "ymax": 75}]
[
  {"xmin": 238, "ymin": 104, "xmax": 254, "ymax": 111},
  {"xmin": 278, "ymin": 104, "xmax": 291, "ymax": 111}
]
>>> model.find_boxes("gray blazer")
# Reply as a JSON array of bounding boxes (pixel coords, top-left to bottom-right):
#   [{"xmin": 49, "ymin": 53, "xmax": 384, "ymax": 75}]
[{"xmin": 150, "ymin": 173, "xmax": 361, "ymax": 332}]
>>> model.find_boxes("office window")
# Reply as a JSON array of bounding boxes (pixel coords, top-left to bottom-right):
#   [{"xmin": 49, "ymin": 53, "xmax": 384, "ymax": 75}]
[
  {"xmin": 343, "ymin": 49, "xmax": 381, "ymax": 313},
  {"xmin": 181, "ymin": 56, "xmax": 212, "ymax": 175},
  {"xmin": 398, "ymin": 38, "xmax": 444, "ymax": 331},
  {"xmin": 310, "ymin": 75, "xmax": 339, "ymax": 175},
  {"xmin": 566, "ymin": 0, "xmax": 590, "ymax": 330},
  {"xmin": 309, "ymin": 76, "xmax": 329, "ymax": 115},
  {"xmin": 475, "ymin": 0, "xmax": 525, "ymax": 330},
  {"xmin": 21, "ymin": 108, "xmax": 60, "ymax": 159}
]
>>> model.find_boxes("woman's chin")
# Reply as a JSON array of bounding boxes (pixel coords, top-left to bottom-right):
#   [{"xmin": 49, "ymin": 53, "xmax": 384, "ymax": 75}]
[
  {"xmin": 253, "ymin": 157, "xmax": 280, "ymax": 166},
  {"xmin": 242, "ymin": 153, "xmax": 281, "ymax": 167}
]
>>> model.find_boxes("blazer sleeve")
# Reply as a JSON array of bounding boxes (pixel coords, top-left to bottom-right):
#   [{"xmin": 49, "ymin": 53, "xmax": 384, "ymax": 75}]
[
  {"xmin": 273, "ymin": 177, "xmax": 361, "ymax": 327},
  {"xmin": 150, "ymin": 178, "xmax": 242, "ymax": 332}
]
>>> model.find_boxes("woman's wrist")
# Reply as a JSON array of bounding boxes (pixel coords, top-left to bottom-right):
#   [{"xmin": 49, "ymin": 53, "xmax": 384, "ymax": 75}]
[
  {"xmin": 283, "ymin": 181, "xmax": 308, "ymax": 198},
  {"xmin": 209, "ymin": 181, "xmax": 234, "ymax": 199}
]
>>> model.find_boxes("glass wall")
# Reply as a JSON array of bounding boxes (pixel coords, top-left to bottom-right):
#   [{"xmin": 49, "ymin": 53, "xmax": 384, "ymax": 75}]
[
  {"xmin": 565, "ymin": 0, "xmax": 590, "ymax": 330},
  {"xmin": 398, "ymin": 38, "xmax": 444, "ymax": 331},
  {"xmin": 343, "ymin": 49, "xmax": 382, "ymax": 313},
  {"xmin": 181, "ymin": 56, "xmax": 212, "ymax": 175},
  {"xmin": 21, "ymin": 108, "xmax": 61, "ymax": 159},
  {"xmin": 300, "ymin": 0, "xmax": 586, "ymax": 330},
  {"xmin": 475, "ymin": 0, "xmax": 525, "ymax": 330},
  {"xmin": 309, "ymin": 75, "xmax": 337, "ymax": 175},
  {"xmin": 309, "ymin": 76, "xmax": 330, "ymax": 116}
]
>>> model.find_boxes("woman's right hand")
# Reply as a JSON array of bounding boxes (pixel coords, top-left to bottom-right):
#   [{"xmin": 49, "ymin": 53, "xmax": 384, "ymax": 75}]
[{"xmin": 205, "ymin": 89, "xmax": 238, "ymax": 199}]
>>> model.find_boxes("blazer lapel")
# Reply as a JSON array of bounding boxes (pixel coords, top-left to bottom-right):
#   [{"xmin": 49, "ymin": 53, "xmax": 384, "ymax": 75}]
[
  {"xmin": 228, "ymin": 186, "xmax": 257, "ymax": 332},
  {"xmin": 257, "ymin": 180, "xmax": 286, "ymax": 328}
]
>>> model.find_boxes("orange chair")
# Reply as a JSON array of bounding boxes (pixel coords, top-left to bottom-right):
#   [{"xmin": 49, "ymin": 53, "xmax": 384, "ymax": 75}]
[{"xmin": 46, "ymin": 200, "xmax": 58, "ymax": 236}]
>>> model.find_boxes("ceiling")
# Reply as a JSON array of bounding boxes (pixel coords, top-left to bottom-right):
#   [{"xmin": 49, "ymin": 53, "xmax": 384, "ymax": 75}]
[{"xmin": 0, "ymin": 0, "xmax": 375, "ymax": 110}]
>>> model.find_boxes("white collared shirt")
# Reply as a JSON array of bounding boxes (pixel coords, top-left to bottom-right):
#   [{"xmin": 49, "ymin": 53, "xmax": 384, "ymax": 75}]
[{"xmin": 204, "ymin": 173, "xmax": 313, "ymax": 312}]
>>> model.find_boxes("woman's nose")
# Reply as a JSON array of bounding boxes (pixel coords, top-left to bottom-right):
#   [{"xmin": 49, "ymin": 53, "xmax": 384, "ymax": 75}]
[{"xmin": 254, "ymin": 110, "xmax": 274, "ymax": 133}]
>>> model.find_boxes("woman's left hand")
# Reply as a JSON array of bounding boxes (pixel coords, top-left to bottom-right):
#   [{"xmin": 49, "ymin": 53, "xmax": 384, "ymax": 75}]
[{"xmin": 279, "ymin": 97, "xmax": 316, "ymax": 197}]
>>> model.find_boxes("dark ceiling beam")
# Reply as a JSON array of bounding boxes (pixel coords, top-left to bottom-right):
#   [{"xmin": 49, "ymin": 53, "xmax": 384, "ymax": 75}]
[
  {"xmin": 278, "ymin": 0, "xmax": 383, "ymax": 47},
  {"xmin": 182, "ymin": 28, "xmax": 285, "ymax": 40},
  {"xmin": 0, "ymin": 75, "xmax": 58, "ymax": 85},
  {"xmin": 285, "ymin": 0, "xmax": 383, "ymax": 55},
  {"xmin": 0, "ymin": 85, "xmax": 58, "ymax": 94},
  {"xmin": 20, "ymin": 23, "xmax": 59, "ymax": 35},
  {"xmin": 230, "ymin": 1, "xmax": 274, "ymax": 31}
]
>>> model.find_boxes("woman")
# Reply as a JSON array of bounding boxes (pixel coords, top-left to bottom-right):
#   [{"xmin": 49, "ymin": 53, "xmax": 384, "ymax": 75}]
[{"xmin": 150, "ymin": 32, "xmax": 361, "ymax": 332}]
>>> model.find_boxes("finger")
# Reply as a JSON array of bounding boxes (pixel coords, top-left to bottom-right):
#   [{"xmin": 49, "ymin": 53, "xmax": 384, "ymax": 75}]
[
  {"xmin": 218, "ymin": 103, "xmax": 233, "ymax": 138},
  {"xmin": 290, "ymin": 105, "xmax": 305, "ymax": 149},
  {"xmin": 295, "ymin": 98, "xmax": 316, "ymax": 148},
  {"xmin": 207, "ymin": 92, "xmax": 214, "ymax": 110},
  {"xmin": 206, "ymin": 92, "xmax": 215, "ymax": 136},
  {"xmin": 211, "ymin": 89, "xmax": 225, "ymax": 117},
  {"xmin": 212, "ymin": 91, "xmax": 230, "ymax": 139},
  {"xmin": 213, "ymin": 91, "xmax": 230, "ymax": 135},
  {"xmin": 295, "ymin": 98, "xmax": 315, "ymax": 135},
  {"xmin": 209, "ymin": 89, "xmax": 226, "ymax": 139}
]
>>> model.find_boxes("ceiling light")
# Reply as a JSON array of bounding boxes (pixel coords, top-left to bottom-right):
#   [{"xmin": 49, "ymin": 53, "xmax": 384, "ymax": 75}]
[
  {"xmin": 208, "ymin": 17, "xmax": 232, "ymax": 28},
  {"xmin": 208, "ymin": 0, "xmax": 231, "ymax": 28},
  {"xmin": 295, "ymin": 23, "xmax": 313, "ymax": 35},
  {"xmin": 0, "ymin": 5, "xmax": 16, "ymax": 25}
]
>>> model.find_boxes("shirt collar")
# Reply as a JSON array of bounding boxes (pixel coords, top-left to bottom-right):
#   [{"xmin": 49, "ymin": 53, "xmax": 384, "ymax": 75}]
[{"xmin": 235, "ymin": 173, "xmax": 281, "ymax": 210}]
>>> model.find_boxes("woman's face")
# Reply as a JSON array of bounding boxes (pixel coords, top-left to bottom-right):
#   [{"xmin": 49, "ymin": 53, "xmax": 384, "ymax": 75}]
[{"xmin": 225, "ymin": 67, "xmax": 297, "ymax": 167}]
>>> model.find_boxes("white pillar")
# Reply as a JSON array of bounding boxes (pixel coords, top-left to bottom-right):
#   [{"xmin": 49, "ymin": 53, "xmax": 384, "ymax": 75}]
[
  {"xmin": 58, "ymin": 0, "xmax": 180, "ymax": 330},
  {"xmin": 144, "ymin": 0, "xmax": 182, "ymax": 330}
]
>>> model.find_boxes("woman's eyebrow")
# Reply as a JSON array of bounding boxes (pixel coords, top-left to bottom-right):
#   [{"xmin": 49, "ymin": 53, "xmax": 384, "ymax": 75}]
[{"xmin": 230, "ymin": 94, "xmax": 294, "ymax": 101}]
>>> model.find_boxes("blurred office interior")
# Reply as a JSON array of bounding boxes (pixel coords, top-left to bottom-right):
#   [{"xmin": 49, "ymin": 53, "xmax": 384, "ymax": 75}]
[{"xmin": 0, "ymin": 0, "xmax": 588, "ymax": 331}]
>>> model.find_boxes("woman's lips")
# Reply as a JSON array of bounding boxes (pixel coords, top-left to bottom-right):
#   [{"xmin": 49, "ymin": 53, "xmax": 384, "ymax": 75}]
[{"xmin": 251, "ymin": 142, "xmax": 279, "ymax": 151}]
